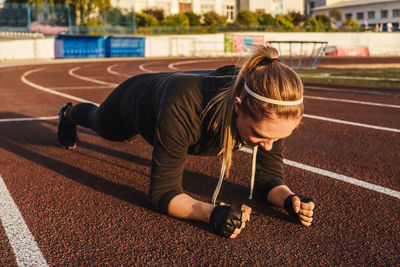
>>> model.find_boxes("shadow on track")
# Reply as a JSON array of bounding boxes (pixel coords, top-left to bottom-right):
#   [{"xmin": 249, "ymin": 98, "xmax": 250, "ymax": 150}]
[{"xmin": 0, "ymin": 112, "xmax": 296, "ymax": 232}]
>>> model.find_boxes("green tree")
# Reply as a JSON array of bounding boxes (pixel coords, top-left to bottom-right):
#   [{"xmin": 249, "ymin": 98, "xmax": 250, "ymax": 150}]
[
  {"xmin": 135, "ymin": 12, "xmax": 159, "ymax": 27},
  {"xmin": 304, "ymin": 17, "xmax": 320, "ymax": 31},
  {"xmin": 161, "ymin": 14, "xmax": 189, "ymax": 27},
  {"xmin": 342, "ymin": 18, "xmax": 360, "ymax": 28},
  {"xmin": 143, "ymin": 8, "xmax": 164, "ymax": 21},
  {"xmin": 203, "ymin": 11, "xmax": 226, "ymax": 26},
  {"xmin": 256, "ymin": 11, "xmax": 274, "ymax": 25},
  {"xmin": 329, "ymin": 9, "xmax": 342, "ymax": 22},
  {"xmin": 287, "ymin": 10, "xmax": 306, "ymax": 26},
  {"xmin": 316, "ymin": 14, "xmax": 331, "ymax": 28},
  {"xmin": 67, "ymin": 0, "xmax": 112, "ymax": 25},
  {"xmin": 105, "ymin": 8, "xmax": 123, "ymax": 26},
  {"xmin": 184, "ymin": 11, "xmax": 201, "ymax": 26},
  {"xmin": 274, "ymin": 14, "xmax": 294, "ymax": 30},
  {"xmin": 235, "ymin": 9, "xmax": 259, "ymax": 26},
  {"xmin": 120, "ymin": 11, "xmax": 134, "ymax": 27}
]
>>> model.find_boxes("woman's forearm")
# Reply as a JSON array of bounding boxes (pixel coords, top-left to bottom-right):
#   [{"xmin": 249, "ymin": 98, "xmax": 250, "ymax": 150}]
[
  {"xmin": 167, "ymin": 193, "xmax": 215, "ymax": 222},
  {"xmin": 267, "ymin": 185, "xmax": 294, "ymax": 208}
]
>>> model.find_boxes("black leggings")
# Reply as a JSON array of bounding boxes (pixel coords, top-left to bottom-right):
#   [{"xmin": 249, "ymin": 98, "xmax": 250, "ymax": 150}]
[{"xmin": 67, "ymin": 81, "xmax": 137, "ymax": 141}]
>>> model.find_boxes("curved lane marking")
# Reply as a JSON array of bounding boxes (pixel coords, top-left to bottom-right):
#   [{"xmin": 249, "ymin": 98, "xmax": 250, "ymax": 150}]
[
  {"xmin": 68, "ymin": 66, "xmax": 118, "ymax": 87},
  {"xmin": 239, "ymin": 147, "xmax": 400, "ymax": 199},
  {"xmin": 304, "ymin": 95, "xmax": 400, "ymax": 109},
  {"xmin": 21, "ymin": 68, "xmax": 98, "ymax": 105},
  {"xmin": 0, "ymin": 175, "xmax": 48, "ymax": 266},
  {"xmin": 139, "ymin": 63, "xmax": 159, "ymax": 73},
  {"xmin": 107, "ymin": 64, "xmax": 130, "ymax": 78}
]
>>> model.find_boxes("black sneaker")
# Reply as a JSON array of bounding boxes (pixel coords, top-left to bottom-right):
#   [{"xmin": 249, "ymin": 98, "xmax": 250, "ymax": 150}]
[{"xmin": 57, "ymin": 103, "xmax": 77, "ymax": 149}]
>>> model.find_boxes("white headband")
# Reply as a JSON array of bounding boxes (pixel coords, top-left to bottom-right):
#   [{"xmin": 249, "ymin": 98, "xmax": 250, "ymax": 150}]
[{"xmin": 244, "ymin": 82, "xmax": 303, "ymax": 106}]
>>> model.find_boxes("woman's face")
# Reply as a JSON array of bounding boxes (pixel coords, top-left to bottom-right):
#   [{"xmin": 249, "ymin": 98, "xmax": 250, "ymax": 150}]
[{"xmin": 234, "ymin": 97, "xmax": 300, "ymax": 151}]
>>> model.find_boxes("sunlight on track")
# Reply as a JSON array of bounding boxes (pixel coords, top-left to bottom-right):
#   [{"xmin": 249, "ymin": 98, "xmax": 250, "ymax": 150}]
[
  {"xmin": 0, "ymin": 175, "xmax": 48, "ymax": 266},
  {"xmin": 240, "ymin": 147, "xmax": 400, "ymax": 200}
]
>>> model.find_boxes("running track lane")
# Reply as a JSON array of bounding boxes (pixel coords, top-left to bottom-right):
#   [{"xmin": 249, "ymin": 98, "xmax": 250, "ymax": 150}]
[{"xmin": 0, "ymin": 58, "xmax": 399, "ymax": 265}]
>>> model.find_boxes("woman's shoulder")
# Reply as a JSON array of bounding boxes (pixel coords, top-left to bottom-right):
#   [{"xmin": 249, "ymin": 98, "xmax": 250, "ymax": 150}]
[{"xmin": 209, "ymin": 65, "xmax": 241, "ymax": 76}]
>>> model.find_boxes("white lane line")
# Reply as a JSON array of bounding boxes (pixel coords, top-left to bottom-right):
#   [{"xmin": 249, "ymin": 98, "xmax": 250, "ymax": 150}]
[
  {"xmin": 283, "ymin": 159, "xmax": 400, "ymax": 199},
  {"xmin": 304, "ymin": 95, "xmax": 400, "ymax": 109},
  {"xmin": 68, "ymin": 66, "xmax": 118, "ymax": 87},
  {"xmin": 168, "ymin": 59, "xmax": 224, "ymax": 70},
  {"xmin": 0, "ymin": 116, "xmax": 58, "ymax": 123},
  {"xmin": 139, "ymin": 63, "xmax": 158, "ymax": 73},
  {"xmin": 106, "ymin": 64, "xmax": 130, "ymax": 78},
  {"xmin": 0, "ymin": 175, "xmax": 49, "ymax": 266},
  {"xmin": 301, "ymin": 74, "xmax": 400, "ymax": 82},
  {"xmin": 305, "ymin": 85, "xmax": 400, "ymax": 97},
  {"xmin": 303, "ymin": 114, "xmax": 400, "ymax": 133},
  {"xmin": 21, "ymin": 68, "xmax": 98, "ymax": 105},
  {"xmin": 51, "ymin": 85, "xmax": 114, "ymax": 90},
  {"xmin": 239, "ymin": 147, "xmax": 400, "ymax": 199}
]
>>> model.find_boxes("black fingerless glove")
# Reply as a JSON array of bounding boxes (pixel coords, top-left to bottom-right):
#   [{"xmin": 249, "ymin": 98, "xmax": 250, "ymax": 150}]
[
  {"xmin": 209, "ymin": 204, "xmax": 242, "ymax": 238},
  {"xmin": 284, "ymin": 194, "xmax": 317, "ymax": 223}
]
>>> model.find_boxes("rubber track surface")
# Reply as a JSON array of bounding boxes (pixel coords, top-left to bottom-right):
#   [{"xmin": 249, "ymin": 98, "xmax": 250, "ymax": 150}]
[{"xmin": 0, "ymin": 57, "xmax": 399, "ymax": 265}]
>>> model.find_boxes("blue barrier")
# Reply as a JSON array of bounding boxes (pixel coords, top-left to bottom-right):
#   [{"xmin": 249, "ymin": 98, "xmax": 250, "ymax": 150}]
[
  {"xmin": 55, "ymin": 35, "xmax": 105, "ymax": 58},
  {"xmin": 105, "ymin": 36, "xmax": 145, "ymax": 57}
]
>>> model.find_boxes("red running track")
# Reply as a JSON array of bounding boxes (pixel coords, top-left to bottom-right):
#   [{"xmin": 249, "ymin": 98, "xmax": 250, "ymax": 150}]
[{"xmin": 0, "ymin": 57, "xmax": 399, "ymax": 265}]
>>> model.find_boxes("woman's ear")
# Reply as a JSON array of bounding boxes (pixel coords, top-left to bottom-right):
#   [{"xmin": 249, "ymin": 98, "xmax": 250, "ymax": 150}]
[{"xmin": 234, "ymin": 97, "xmax": 242, "ymax": 113}]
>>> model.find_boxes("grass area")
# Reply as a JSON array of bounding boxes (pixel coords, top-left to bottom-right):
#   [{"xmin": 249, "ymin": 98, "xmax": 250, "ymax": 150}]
[{"xmin": 297, "ymin": 69, "xmax": 400, "ymax": 89}]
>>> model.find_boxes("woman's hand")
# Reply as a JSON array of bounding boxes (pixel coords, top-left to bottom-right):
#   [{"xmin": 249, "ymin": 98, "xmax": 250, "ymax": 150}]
[
  {"xmin": 209, "ymin": 204, "xmax": 252, "ymax": 238},
  {"xmin": 230, "ymin": 205, "xmax": 252, "ymax": 238},
  {"xmin": 284, "ymin": 194, "xmax": 316, "ymax": 226}
]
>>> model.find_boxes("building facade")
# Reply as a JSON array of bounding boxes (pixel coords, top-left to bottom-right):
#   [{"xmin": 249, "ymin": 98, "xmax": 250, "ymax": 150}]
[
  {"xmin": 304, "ymin": 0, "xmax": 349, "ymax": 16},
  {"xmin": 114, "ymin": 0, "xmax": 236, "ymax": 20},
  {"xmin": 312, "ymin": 0, "xmax": 400, "ymax": 30},
  {"xmin": 237, "ymin": 0, "xmax": 304, "ymax": 15},
  {"xmin": 113, "ymin": 0, "xmax": 304, "ymax": 22}
]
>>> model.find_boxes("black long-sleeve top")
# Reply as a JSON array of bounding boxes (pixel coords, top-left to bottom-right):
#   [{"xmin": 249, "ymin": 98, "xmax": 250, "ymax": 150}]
[{"xmin": 119, "ymin": 65, "xmax": 285, "ymax": 214}]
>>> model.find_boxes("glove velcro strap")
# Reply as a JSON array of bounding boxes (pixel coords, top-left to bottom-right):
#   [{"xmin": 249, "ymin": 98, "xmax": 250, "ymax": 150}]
[
  {"xmin": 210, "ymin": 205, "xmax": 242, "ymax": 238},
  {"xmin": 284, "ymin": 194, "xmax": 298, "ymax": 218}
]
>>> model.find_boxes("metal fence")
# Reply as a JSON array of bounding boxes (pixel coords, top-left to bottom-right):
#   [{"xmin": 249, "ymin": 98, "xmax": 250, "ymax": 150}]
[
  {"xmin": 0, "ymin": 3, "xmax": 73, "ymax": 27},
  {"xmin": 1, "ymin": 4, "xmax": 397, "ymax": 35}
]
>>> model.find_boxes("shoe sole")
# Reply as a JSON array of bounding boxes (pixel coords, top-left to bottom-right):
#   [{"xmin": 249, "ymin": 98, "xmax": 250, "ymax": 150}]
[{"xmin": 56, "ymin": 139, "xmax": 77, "ymax": 150}]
